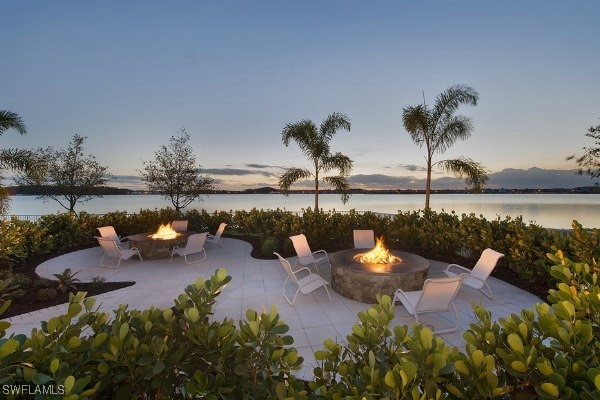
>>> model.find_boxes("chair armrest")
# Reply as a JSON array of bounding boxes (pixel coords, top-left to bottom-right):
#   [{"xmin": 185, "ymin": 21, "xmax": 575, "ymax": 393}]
[
  {"xmin": 392, "ymin": 288, "xmax": 408, "ymax": 304},
  {"xmin": 312, "ymin": 249, "xmax": 329, "ymax": 257},
  {"xmin": 293, "ymin": 266, "xmax": 313, "ymax": 277},
  {"xmin": 445, "ymin": 264, "xmax": 471, "ymax": 275}
]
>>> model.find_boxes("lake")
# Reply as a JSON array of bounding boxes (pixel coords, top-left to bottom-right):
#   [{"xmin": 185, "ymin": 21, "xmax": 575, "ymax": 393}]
[{"xmin": 5, "ymin": 193, "xmax": 600, "ymax": 229}]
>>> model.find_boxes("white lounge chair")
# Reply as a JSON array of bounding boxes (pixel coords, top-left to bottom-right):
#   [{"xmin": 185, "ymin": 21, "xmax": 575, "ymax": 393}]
[
  {"xmin": 274, "ymin": 252, "xmax": 331, "ymax": 305},
  {"xmin": 171, "ymin": 220, "xmax": 188, "ymax": 232},
  {"xmin": 289, "ymin": 234, "xmax": 330, "ymax": 276},
  {"xmin": 96, "ymin": 236, "xmax": 143, "ymax": 268},
  {"xmin": 206, "ymin": 223, "xmax": 227, "ymax": 247},
  {"xmin": 393, "ymin": 276, "xmax": 464, "ymax": 334},
  {"xmin": 97, "ymin": 225, "xmax": 129, "ymax": 247},
  {"xmin": 170, "ymin": 232, "xmax": 208, "ymax": 264},
  {"xmin": 353, "ymin": 229, "xmax": 375, "ymax": 249},
  {"xmin": 443, "ymin": 248, "xmax": 505, "ymax": 300}
]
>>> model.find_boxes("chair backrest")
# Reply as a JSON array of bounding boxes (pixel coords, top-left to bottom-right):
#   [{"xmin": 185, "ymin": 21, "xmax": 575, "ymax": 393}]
[
  {"xmin": 96, "ymin": 236, "xmax": 122, "ymax": 258},
  {"xmin": 471, "ymin": 248, "xmax": 505, "ymax": 282},
  {"xmin": 213, "ymin": 223, "xmax": 227, "ymax": 239},
  {"xmin": 274, "ymin": 252, "xmax": 299, "ymax": 284},
  {"xmin": 97, "ymin": 226, "xmax": 120, "ymax": 242},
  {"xmin": 172, "ymin": 220, "xmax": 188, "ymax": 232},
  {"xmin": 416, "ymin": 276, "xmax": 463, "ymax": 313},
  {"xmin": 185, "ymin": 232, "xmax": 208, "ymax": 253},
  {"xmin": 289, "ymin": 234, "xmax": 313, "ymax": 259},
  {"xmin": 353, "ymin": 229, "xmax": 375, "ymax": 249}
]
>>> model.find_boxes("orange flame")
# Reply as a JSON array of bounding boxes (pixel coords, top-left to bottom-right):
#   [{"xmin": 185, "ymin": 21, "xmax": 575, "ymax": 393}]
[
  {"xmin": 150, "ymin": 223, "xmax": 179, "ymax": 240},
  {"xmin": 354, "ymin": 236, "xmax": 402, "ymax": 264}
]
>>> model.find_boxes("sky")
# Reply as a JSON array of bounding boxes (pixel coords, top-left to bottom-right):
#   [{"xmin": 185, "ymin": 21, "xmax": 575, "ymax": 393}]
[{"xmin": 2, "ymin": 1, "xmax": 599, "ymax": 191}]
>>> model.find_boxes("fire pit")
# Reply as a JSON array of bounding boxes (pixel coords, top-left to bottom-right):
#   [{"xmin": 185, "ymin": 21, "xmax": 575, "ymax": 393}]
[
  {"xmin": 330, "ymin": 237, "xmax": 430, "ymax": 303},
  {"xmin": 128, "ymin": 223, "xmax": 193, "ymax": 260}
]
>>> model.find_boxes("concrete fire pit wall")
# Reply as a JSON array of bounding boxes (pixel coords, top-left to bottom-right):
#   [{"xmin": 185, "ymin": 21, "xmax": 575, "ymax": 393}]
[
  {"xmin": 128, "ymin": 231, "xmax": 193, "ymax": 260},
  {"xmin": 329, "ymin": 249, "xmax": 430, "ymax": 304}
]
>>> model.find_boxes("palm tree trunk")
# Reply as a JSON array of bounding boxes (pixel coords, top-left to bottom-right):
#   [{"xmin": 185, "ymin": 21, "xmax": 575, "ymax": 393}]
[
  {"xmin": 425, "ymin": 156, "xmax": 432, "ymax": 211},
  {"xmin": 314, "ymin": 169, "xmax": 319, "ymax": 211}
]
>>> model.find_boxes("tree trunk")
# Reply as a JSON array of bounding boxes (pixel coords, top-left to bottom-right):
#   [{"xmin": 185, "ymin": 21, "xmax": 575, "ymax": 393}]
[
  {"xmin": 425, "ymin": 156, "xmax": 432, "ymax": 211},
  {"xmin": 314, "ymin": 172, "xmax": 319, "ymax": 211}
]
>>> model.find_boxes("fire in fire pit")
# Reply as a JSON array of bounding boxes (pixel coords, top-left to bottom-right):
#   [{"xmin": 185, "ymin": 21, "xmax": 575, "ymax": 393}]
[
  {"xmin": 354, "ymin": 236, "xmax": 402, "ymax": 264},
  {"xmin": 150, "ymin": 223, "xmax": 180, "ymax": 240}
]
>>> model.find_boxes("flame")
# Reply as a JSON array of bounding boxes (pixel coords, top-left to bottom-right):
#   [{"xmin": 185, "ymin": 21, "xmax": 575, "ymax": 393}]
[
  {"xmin": 354, "ymin": 236, "xmax": 402, "ymax": 264},
  {"xmin": 150, "ymin": 223, "xmax": 180, "ymax": 240}
]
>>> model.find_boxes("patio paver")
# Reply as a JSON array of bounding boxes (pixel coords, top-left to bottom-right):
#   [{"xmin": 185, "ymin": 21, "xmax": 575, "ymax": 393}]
[{"xmin": 4, "ymin": 238, "xmax": 543, "ymax": 380}]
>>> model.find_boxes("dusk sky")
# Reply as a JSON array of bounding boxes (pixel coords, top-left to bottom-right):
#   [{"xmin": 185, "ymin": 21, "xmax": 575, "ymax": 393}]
[{"xmin": 2, "ymin": 1, "xmax": 599, "ymax": 191}]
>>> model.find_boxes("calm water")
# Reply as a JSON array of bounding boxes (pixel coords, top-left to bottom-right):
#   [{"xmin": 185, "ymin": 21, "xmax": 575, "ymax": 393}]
[{"xmin": 6, "ymin": 193, "xmax": 600, "ymax": 229}]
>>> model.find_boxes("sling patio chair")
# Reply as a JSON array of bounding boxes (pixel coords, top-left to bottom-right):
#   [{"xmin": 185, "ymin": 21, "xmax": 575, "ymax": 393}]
[
  {"xmin": 206, "ymin": 223, "xmax": 227, "ymax": 247},
  {"xmin": 353, "ymin": 229, "xmax": 375, "ymax": 249},
  {"xmin": 393, "ymin": 276, "xmax": 464, "ymax": 334},
  {"xmin": 274, "ymin": 252, "xmax": 332, "ymax": 305},
  {"xmin": 97, "ymin": 225, "xmax": 129, "ymax": 248},
  {"xmin": 171, "ymin": 220, "xmax": 188, "ymax": 232},
  {"xmin": 289, "ymin": 234, "xmax": 330, "ymax": 276},
  {"xmin": 95, "ymin": 236, "xmax": 143, "ymax": 268},
  {"xmin": 443, "ymin": 248, "xmax": 505, "ymax": 300},
  {"xmin": 170, "ymin": 232, "xmax": 208, "ymax": 264}
]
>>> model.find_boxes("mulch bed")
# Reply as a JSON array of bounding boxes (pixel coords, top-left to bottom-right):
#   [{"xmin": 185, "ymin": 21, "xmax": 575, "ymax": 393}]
[{"xmin": 1, "ymin": 250, "xmax": 134, "ymax": 319}]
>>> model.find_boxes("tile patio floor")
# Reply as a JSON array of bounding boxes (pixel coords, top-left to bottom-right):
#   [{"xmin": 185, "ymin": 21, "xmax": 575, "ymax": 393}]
[{"xmin": 4, "ymin": 238, "xmax": 543, "ymax": 380}]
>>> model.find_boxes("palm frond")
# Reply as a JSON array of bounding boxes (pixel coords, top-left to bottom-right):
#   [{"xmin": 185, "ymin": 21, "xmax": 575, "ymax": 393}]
[
  {"xmin": 432, "ymin": 85, "xmax": 478, "ymax": 122},
  {"xmin": 435, "ymin": 115, "xmax": 474, "ymax": 154},
  {"xmin": 402, "ymin": 105, "xmax": 429, "ymax": 147},
  {"xmin": 278, "ymin": 167, "xmax": 312, "ymax": 194},
  {"xmin": 0, "ymin": 110, "xmax": 27, "ymax": 135},
  {"xmin": 0, "ymin": 148, "xmax": 43, "ymax": 175},
  {"xmin": 281, "ymin": 120, "xmax": 318, "ymax": 157},
  {"xmin": 320, "ymin": 112, "xmax": 351, "ymax": 143},
  {"xmin": 321, "ymin": 152, "xmax": 353, "ymax": 175},
  {"xmin": 437, "ymin": 157, "xmax": 488, "ymax": 191},
  {"xmin": 322, "ymin": 175, "xmax": 351, "ymax": 203}
]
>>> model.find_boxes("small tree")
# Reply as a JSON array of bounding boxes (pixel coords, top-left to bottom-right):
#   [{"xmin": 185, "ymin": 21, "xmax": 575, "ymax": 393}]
[
  {"xmin": 402, "ymin": 85, "xmax": 488, "ymax": 210},
  {"xmin": 141, "ymin": 128, "xmax": 215, "ymax": 214},
  {"xmin": 15, "ymin": 134, "xmax": 109, "ymax": 213},
  {"xmin": 568, "ymin": 119, "xmax": 600, "ymax": 181},
  {"xmin": 279, "ymin": 112, "xmax": 353, "ymax": 210}
]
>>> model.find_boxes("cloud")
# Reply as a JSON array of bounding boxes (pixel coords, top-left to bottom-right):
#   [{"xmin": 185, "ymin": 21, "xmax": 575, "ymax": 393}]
[
  {"xmin": 244, "ymin": 163, "xmax": 284, "ymax": 169},
  {"xmin": 384, "ymin": 164, "xmax": 427, "ymax": 172},
  {"xmin": 203, "ymin": 168, "xmax": 277, "ymax": 178},
  {"xmin": 347, "ymin": 168, "xmax": 598, "ymax": 190},
  {"xmin": 486, "ymin": 168, "xmax": 595, "ymax": 189}
]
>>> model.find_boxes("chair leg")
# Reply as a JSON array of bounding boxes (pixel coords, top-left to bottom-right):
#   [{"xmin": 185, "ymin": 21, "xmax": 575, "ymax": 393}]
[
  {"xmin": 480, "ymin": 283, "xmax": 493, "ymax": 300},
  {"xmin": 430, "ymin": 303, "xmax": 461, "ymax": 335},
  {"xmin": 100, "ymin": 254, "xmax": 118, "ymax": 269},
  {"xmin": 282, "ymin": 277, "xmax": 294, "ymax": 305},
  {"xmin": 323, "ymin": 284, "xmax": 332, "ymax": 302}
]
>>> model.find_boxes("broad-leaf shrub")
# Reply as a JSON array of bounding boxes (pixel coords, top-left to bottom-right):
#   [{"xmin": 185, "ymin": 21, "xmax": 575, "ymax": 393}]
[
  {"xmin": 0, "ymin": 269, "xmax": 304, "ymax": 399},
  {"xmin": 309, "ymin": 251, "xmax": 600, "ymax": 399},
  {"xmin": 3, "ymin": 207, "xmax": 599, "ymax": 284}
]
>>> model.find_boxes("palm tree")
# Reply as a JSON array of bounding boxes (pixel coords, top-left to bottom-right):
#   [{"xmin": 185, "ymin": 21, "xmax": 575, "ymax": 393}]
[
  {"xmin": 0, "ymin": 110, "xmax": 27, "ymax": 136},
  {"xmin": 279, "ymin": 112, "xmax": 353, "ymax": 210},
  {"xmin": 0, "ymin": 110, "xmax": 30, "ymax": 214},
  {"xmin": 402, "ymin": 84, "xmax": 488, "ymax": 210}
]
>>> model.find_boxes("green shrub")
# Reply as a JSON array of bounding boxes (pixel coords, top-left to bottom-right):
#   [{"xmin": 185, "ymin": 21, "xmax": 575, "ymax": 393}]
[
  {"xmin": 0, "ymin": 269, "xmax": 304, "ymax": 399},
  {"xmin": 308, "ymin": 250, "xmax": 600, "ymax": 399},
  {"xmin": 2, "ymin": 207, "xmax": 600, "ymax": 292}
]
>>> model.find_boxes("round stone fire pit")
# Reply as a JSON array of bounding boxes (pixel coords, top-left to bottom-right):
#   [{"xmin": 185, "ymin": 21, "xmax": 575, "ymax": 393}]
[
  {"xmin": 330, "ymin": 249, "xmax": 430, "ymax": 303},
  {"xmin": 128, "ymin": 231, "xmax": 193, "ymax": 260}
]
